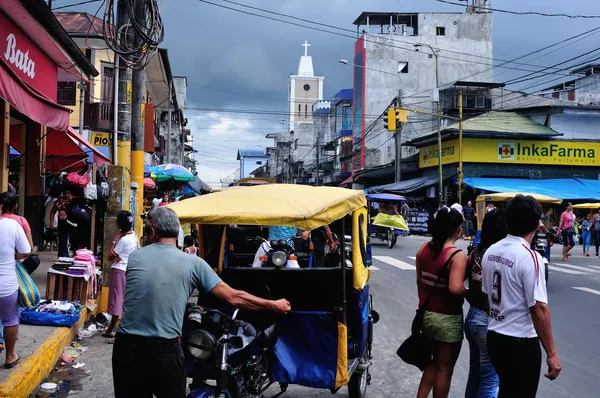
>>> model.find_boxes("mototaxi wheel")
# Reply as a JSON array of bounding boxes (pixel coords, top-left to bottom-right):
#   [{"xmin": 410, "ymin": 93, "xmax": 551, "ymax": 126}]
[
  {"xmin": 387, "ymin": 229, "xmax": 395, "ymax": 249},
  {"xmin": 348, "ymin": 362, "xmax": 368, "ymax": 398}
]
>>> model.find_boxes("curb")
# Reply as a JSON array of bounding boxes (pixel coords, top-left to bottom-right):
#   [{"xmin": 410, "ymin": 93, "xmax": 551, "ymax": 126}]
[{"xmin": 0, "ymin": 308, "xmax": 88, "ymax": 398}]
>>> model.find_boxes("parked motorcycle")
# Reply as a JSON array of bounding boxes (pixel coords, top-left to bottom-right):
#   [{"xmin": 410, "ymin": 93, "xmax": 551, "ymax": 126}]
[
  {"xmin": 255, "ymin": 237, "xmax": 298, "ymax": 268},
  {"xmin": 184, "ymin": 305, "xmax": 278, "ymax": 398}
]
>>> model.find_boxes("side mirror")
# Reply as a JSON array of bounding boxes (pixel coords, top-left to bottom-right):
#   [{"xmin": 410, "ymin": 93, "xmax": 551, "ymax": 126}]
[{"xmin": 229, "ymin": 336, "xmax": 243, "ymax": 349}]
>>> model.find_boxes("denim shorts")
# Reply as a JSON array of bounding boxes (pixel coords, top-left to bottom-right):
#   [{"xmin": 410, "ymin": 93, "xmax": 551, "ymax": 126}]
[{"xmin": 422, "ymin": 310, "xmax": 464, "ymax": 343}]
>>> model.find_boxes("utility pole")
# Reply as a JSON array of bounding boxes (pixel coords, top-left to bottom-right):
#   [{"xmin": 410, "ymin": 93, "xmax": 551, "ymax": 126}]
[
  {"xmin": 166, "ymin": 80, "xmax": 172, "ymax": 164},
  {"xmin": 458, "ymin": 89, "xmax": 464, "ymax": 205},
  {"xmin": 116, "ymin": 0, "xmax": 132, "ymax": 179},
  {"xmin": 315, "ymin": 135, "xmax": 320, "ymax": 186},
  {"xmin": 395, "ymin": 90, "xmax": 403, "ymax": 182},
  {"xmin": 434, "ymin": 57, "xmax": 443, "ymax": 206},
  {"xmin": 78, "ymin": 83, "xmax": 85, "ymax": 136},
  {"xmin": 131, "ymin": 0, "xmax": 146, "ymax": 237}
]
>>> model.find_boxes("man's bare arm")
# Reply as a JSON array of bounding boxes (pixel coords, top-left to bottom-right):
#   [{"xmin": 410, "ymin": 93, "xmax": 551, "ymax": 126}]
[
  {"xmin": 530, "ymin": 301, "xmax": 562, "ymax": 380},
  {"xmin": 209, "ymin": 282, "xmax": 291, "ymax": 313}
]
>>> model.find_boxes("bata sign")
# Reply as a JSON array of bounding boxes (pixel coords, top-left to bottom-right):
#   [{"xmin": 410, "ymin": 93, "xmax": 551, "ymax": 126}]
[
  {"xmin": 0, "ymin": 14, "xmax": 58, "ymax": 100},
  {"xmin": 419, "ymin": 138, "xmax": 600, "ymax": 168},
  {"xmin": 4, "ymin": 33, "xmax": 36, "ymax": 79}
]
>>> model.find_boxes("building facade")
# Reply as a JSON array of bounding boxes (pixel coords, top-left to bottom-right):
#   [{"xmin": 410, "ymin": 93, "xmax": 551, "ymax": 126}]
[
  {"xmin": 351, "ymin": 2, "xmax": 494, "ymax": 172},
  {"xmin": 237, "ymin": 149, "xmax": 268, "ymax": 179}
]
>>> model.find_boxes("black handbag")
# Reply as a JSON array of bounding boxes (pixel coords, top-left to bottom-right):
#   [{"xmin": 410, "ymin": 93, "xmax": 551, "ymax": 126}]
[{"xmin": 396, "ymin": 249, "xmax": 461, "ymax": 371}]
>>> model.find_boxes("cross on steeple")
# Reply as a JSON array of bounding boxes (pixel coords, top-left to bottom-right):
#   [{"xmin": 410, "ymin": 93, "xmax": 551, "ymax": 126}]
[{"xmin": 302, "ymin": 40, "xmax": 311, "ymax": 56}]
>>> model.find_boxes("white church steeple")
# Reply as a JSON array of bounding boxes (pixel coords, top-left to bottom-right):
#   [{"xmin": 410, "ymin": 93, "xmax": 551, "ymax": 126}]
[{"xmin": 287, "ymin": 40, "xmax": 325, "ymax": 132}]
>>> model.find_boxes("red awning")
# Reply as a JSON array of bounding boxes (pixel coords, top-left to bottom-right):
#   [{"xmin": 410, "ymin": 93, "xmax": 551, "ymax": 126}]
[
  {"xmin": 65, "ymin": 128, "xmax": 110, "ymax": 166},
  {"xmin": 339, "ymin": 174, "xmax": 354, "ymax": 187},
  {"xmin": 0, "ymin": 57, "xmax": 71, "ymax": 132},
  {"xmin": 10, "ymin": 126, "xmax": 87, "ymax": 171}
]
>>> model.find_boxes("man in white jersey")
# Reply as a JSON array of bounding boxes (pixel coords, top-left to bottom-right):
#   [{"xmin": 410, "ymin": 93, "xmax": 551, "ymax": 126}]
[{"xmin": 482, "ymin": 195, "xmax": 561, "ymax": 397}]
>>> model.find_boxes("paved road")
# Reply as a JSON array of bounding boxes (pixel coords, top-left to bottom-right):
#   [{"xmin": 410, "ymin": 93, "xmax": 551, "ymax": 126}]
[{"xmin": 32, "ymin": 236, "xmax": 600, "ymax": 397}]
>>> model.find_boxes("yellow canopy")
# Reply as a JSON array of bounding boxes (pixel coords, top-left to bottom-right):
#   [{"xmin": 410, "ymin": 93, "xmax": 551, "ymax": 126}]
[
  {"xmin": 573, "ymin": 203, "xmax": 600, "ymax": 209},
  {"xmin": 476, "ymin": 192, "xmax": 562, "ymax": 205},
  {"xmin": 167, "ymin": 184, "xmax": 367, "ymax": 230}
]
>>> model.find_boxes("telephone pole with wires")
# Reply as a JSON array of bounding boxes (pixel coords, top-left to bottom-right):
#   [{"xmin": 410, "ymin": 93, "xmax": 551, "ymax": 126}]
[
  {"xmin": 131, "ymin": 0, "xmax": 147, "ymax": 238},
  {"xmin": 116, "ymin": 0, "xmax": 133, "ymax": 175}
]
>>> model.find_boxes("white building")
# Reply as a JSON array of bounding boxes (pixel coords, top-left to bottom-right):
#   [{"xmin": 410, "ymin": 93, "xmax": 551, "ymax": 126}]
[{"xmin": 237, "ymin": 149, "xmax": 268, "ymax": 179}]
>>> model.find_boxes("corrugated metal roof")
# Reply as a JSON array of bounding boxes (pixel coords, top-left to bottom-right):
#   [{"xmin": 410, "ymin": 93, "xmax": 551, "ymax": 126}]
[
  {"xmin": 334, "ymin": 88, "xmax": 353, "ymax": 103},
  {"xmin": 407, "ymin": 111, "xmax": 560, "ymax": 146},
  {"xmin": 237, "ymin": 149, "xmax": 265, "ymax": 159},
  {"xmin": 54, "ymin": 12, "xmax": 104, "ymax": 37}
]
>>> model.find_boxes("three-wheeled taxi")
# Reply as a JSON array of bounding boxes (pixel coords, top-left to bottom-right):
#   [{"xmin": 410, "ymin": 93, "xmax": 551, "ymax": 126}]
[
  {"xmin": 366, "ymin": 193, "xmax": 409, "ymax": 249},
  {"xmin": 475, "ymin": 192, "xmax": 562, "ymax": 284},
  {"xmin": 169, "ymin": 184, "xmax": 377, "ymax": 398}
]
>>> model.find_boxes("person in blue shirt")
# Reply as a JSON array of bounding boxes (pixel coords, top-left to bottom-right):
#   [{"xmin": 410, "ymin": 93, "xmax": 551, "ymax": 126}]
[{"xmin": 112, "ymin": 207, "xmax": 290, "ymax": 398}]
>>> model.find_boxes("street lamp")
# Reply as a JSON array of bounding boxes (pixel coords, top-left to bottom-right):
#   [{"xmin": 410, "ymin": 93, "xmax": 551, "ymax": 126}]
[
  {"xmin": 414, "ymin": 43, "xmax": 443, "ymax": 205},
  {"xmin": 339, "ymin": 59, "xmax": 406, "ymax": 182}
]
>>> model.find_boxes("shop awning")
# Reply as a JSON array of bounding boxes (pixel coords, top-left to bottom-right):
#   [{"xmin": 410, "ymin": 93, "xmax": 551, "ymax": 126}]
[
  {"xmin": 65, "ymin": 127, "xmax": 110, "ymax": 166},
  {"xmin": 0, "ymin": 57, "xmax": 71, "ymax": 132},
  {"xmin": 368, "ymin": 176, "xmax": 439, "ymax": 194},
  {"xmin": 463, "ymin": 177, "xmax": 600, "ymax": 201}
]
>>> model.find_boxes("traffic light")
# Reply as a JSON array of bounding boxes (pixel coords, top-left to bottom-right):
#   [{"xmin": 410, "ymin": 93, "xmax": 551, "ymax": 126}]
[
  {"xmin": 384, "ymin": 107, "xmax": 396, "ymax": 132},
  {"xmin": 395, "ymin": 108, "xmax": 408, "ymax": 124}
]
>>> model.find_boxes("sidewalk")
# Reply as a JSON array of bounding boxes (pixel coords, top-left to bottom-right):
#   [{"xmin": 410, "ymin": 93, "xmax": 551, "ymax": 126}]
[{"xmin": 0, "ymin": 252, "xmax": 88, "ymax": 398}]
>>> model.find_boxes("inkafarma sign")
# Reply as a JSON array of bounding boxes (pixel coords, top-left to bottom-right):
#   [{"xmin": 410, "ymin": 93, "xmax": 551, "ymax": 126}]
[
  {"xmin": 419, "ymin": 138, "xmax": 600, "ymax": 168},
  {"xmin": 0, "ymin": 14, "xmax": 58, "ymax": 100}
]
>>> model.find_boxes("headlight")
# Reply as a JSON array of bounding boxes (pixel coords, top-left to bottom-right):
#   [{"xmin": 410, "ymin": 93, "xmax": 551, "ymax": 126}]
[
  {"xmin": 271, "ymin": 251, "xmax": 287, "ymax": 267},
  {"xmin": 187, "ymin": 329, "xmax": 217, "ymax": 360}
]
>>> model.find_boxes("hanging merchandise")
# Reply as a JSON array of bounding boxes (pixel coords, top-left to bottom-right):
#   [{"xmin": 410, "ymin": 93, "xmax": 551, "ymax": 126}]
[
  {"xmin": 84, "ymin": 178, "xmax": 98, "ymax": 200},
  {"xmin": 66, "ymin": 166, "xmax": 91, "ymax": 188},
  {"xmin": 96, "ymin": 168, "xmax": 110, "ymax": 199}
]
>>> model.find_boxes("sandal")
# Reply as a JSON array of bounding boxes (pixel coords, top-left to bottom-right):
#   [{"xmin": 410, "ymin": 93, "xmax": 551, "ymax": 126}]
[{"xmin": 5, "ymin": 354, "xmax": 20, "ymax": 369}]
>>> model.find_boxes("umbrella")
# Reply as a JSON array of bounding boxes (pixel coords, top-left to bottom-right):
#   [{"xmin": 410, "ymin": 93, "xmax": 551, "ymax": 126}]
[
  {"xmin": 150, "ymin": 164, "xmax": 195, "ymax": 183},
  {"xmin": 188, "ymin": 176, "xmax": 212, "ymax": 193},
  {"xmin": 144, "ymin": 178, "xmax": 156, "ymax": 189}
]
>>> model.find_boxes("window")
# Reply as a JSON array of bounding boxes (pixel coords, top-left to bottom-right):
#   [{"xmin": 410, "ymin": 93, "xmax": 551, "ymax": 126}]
[
  {"xmin": 57, "ymin": 82, "xmax": 76, "ymax": 106},
  {"xmin": 399, "ymin": 62, "xmax": 409, "ymax": 74},
  {"xmin": 305, "ymin": 104, "xmax": 308, "ymax": 118},
  {"xmin": 256, "ymin": 161, "xmax": 262, "ymax": 165},
  {"xmin": 298, "ymin": 104, "xmax": 301, "ymax": 118},
  {"xmin": 102, "ymin": 66, "xmax": 114, "ymax": 101},
  {"xmin": 436, "ymin": 26, "xmax": 446, "ymax": 36},
  {"xmin": 294, "ymin": 139, "xmax": 298, "ymax": 150}
]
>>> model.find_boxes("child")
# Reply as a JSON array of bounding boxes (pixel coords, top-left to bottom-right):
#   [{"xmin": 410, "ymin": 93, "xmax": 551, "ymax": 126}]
[
  {"xmin": 183, "ymin": 235, "xmax": 197, "ymax": 255},
  {"xmin": 581, "ymin": 214, "xmax": 592, "ymax": 256}
]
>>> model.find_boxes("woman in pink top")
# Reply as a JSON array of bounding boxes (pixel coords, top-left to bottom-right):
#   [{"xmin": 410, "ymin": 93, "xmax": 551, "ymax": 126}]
[
  {"xmin": 559, "ymin": 203, "xmax": 576, "ymax": 261},
  {"xmin": 1, "ymin": 192, "xmax": 33, "ymax": 250},
  {"xmin": 415, "ymin": 208, "xmax": 468, "ymax": 398}
]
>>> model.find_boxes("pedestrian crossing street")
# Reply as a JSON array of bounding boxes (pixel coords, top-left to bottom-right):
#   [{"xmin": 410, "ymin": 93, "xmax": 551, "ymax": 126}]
[{"xmin": 370, "ymin": 255, "xmax": 600, "ymax": 296}]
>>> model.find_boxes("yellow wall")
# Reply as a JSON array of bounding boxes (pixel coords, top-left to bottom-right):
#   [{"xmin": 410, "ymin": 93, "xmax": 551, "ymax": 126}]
[{"xmin": 419, "ymin": 138, "xmax": 600, "ymax": 168}]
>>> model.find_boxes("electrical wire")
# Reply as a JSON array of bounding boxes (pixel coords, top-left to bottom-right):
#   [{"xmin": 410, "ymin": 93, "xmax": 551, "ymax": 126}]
[
  {"xmin": 435, "ymin": 0, "xmax": 600, "ymax": 19},
  {"xmin": 103, "ymin": 0, "xmax": 164, "ymax": 67},
  {"xmin": 52, "ymin": 0, "xmax": 103, "ymax": 11}
]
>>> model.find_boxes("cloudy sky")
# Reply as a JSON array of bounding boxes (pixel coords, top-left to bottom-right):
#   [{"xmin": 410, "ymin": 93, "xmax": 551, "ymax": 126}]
[{"xmin": 62, "ymin": 0, "xmax": 598, "ymax": 185}]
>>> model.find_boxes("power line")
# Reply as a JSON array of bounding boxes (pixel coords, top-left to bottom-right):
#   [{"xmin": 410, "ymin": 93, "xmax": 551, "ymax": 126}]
[
  {"xmin": 52, "ymin": 0, "xmax": 103, "ymax": 10},
  {"xmin": 189, "ymin": 83, "xmax": 286, "ymax": 103},
  {"xmin": 217, "ymin": 0, "xmax": 588, "ymax": 74},
  {"xmin": 197, "ymin": 0, "xmax": 581, "ymax": 77},
  {"xmin": 435, "ymin": 0, "xmax": 600, "ymax": 19}
]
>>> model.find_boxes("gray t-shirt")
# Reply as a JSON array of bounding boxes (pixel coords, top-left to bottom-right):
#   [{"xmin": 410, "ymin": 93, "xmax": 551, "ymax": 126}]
[{"xmin": 117, "ymin": 243, "xmax": 222, "ymax": 339}]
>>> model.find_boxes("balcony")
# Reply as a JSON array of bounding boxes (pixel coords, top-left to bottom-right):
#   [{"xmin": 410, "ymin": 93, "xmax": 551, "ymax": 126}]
[{"xmin": 85, "ymin": 102, "xmax": 113, "ymax": 131}]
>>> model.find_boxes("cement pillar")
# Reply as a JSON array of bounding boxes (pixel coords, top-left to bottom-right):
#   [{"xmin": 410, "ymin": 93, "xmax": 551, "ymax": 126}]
[{"xmin": 24, "ymin": 123, "xmax": 43, "ymax": 247}]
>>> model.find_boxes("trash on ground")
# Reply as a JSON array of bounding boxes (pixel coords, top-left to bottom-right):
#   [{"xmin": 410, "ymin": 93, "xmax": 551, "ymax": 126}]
[
  {"xmin": 40, "ymin": 382, "xmax": 57, "ymax": 391},
  {"xmin": 60, "ymin": 353, "xmax": 73, "ymax": 363},
  {"xmin": 71, "ymin": 341, "xmax": 82, "ymax": 349},
  {"xmin": 77, "ymin": 329, "xmax": 93, "ymax": 340},
  {"xmin": 77, "ymin": 346, "xmax": 88, "ymax": 353},
  {"xmin": 73, "ymin": 363, "xmax": 85, "ymax": 369},
  {"xmin": 87, "ymin": 323, "xmax": 98, "ymax": 332}
]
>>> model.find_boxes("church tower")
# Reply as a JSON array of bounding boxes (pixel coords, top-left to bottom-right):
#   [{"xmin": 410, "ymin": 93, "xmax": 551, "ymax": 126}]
[{"xmin": 287, "ymin": 41, "xmax": 325, "ymax": 132}]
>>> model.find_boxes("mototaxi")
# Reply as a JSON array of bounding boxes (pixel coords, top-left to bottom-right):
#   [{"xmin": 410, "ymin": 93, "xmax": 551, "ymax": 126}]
[
  {"xmin": 169, "ymin": 184, "xmax": 377, "ymax": 398},
  {"xmin": 366, "ymin": 193, "xmax": 409, "ymax": 249}
]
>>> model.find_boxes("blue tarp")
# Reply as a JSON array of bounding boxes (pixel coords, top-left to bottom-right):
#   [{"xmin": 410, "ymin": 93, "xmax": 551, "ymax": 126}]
[
  {"xmin": 464, "ymin": 178, "xmax": 600, "ymax": 201},
  {"xmin": 366, "ymin": 193, "xmax": 406, "ymax": 202}
]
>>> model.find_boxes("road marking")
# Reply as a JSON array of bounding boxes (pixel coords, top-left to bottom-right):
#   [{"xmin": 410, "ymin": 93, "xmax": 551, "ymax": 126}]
[
  {"xmin": 369, "ymin": 266, "xmax": 380, "ymax": 271},
  {"xmin": 408, "ymin": 256, "xmax": 416, "ymax": 260},
  {"xmin": 554, "ymin": 263, "xmax": 600, "ymax": 273},
  {"xmin": 548, "ymin": 265, "xmax": 587, "ymax": 275},
  {"xmin": 373, "ymin": 256, "xmax": 415, "ymax": 270},
  {"xmin": 572, "ymin": 287, "xmax": 600, "ymax": 296}
]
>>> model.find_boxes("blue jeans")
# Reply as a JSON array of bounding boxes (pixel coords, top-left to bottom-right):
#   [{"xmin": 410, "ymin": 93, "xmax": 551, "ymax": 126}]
[
  {"xmin": 582, "ymin": 229, "xmax": 591, "ymax": 251},
  {"xmin": 544, "ymin": 243, "xmax": 551, "ymax": 261},
  {"xmin": 58, "ymin": 223, "xmax": 70, "ymax": 258},
  {"xmin": 465, "ymin": 307, "xmax": 498, "ymax": 398}
]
